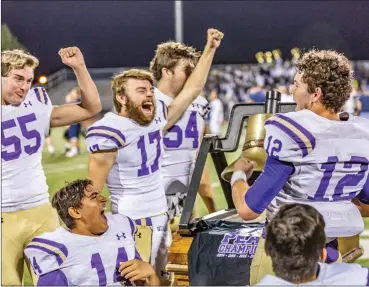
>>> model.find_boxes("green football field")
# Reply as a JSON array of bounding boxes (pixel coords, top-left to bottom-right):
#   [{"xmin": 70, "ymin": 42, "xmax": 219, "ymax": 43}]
[{"xmin": 22, "ymin": 126, "xmax": 369, "ymax": 285}]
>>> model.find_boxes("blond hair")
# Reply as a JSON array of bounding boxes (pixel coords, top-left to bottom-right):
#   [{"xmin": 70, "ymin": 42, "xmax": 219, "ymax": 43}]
[
  {"xmin": 1, "ymin": 49, "xmax": 39, "ymax": 77},
  {"xmin": 111, "ymin": 69, "xmax": 154, "ymax": 113},
  {"xmin": 149, "ymin": 41, "xmax": 201, "ymax": 82}
]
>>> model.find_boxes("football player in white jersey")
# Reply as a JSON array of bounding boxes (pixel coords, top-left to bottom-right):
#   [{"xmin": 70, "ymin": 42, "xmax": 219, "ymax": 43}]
[
  {"xmin": 257, "ymin": 203, "xmax": 369, "ymax": 285},
  {"xmin": 228, "ymin": 50, "xmax": 369, "ymax": 284},
  {"xmin": 149, "ymin": 39, "xmax": 217, "ymax": 230},
  {"xmin": 1, "ymin": 47, "xmax": 101, "ymax": 285},
  {"xmin": 86, "ymin": 29, "xmax": 223, "ymax": 282},
  {"xmin": 24, "ymin": 179, "xmax": 159, "ymax": 286}
]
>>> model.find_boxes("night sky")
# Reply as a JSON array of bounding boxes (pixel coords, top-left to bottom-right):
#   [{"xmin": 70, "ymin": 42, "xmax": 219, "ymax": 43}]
[{"xmin": 3, "ymin": 1, "xmax": 369, "ymax": 76}]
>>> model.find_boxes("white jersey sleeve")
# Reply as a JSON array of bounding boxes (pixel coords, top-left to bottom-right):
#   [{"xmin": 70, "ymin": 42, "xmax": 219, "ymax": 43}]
[
  {"xmin": 32, "ymin": 87, "xmax": 53, "ymax": 135},
  {"xmin": 264, "ymin": 113, "xmax": 316, "ymax": 163},
  {"xmin": 85, "ymin": 117, "xmax": 127, "ymax": 153},
  {"xmin": 24, "ymin": 231, "xmax": 68, "ymax": 277}
]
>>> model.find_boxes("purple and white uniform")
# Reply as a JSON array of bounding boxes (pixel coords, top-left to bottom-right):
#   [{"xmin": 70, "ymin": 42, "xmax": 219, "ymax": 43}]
[
  {"xmin": 245, "ymin": 110, "xmax": 369, "ymax": 239},
  {"xmin": 85, "ymin": 99, "xmax": 171, "ymax": 282},
  {"xmin": 2, "ymin": 87, "xmax": 53, "ymax": 212},
  {"xmin": 155, "ymin": 88, "xmax": 209, "ymax": 218},
  {"xmin": 24, "ymin": 214, "xmax": 140, "ymax": 286}
]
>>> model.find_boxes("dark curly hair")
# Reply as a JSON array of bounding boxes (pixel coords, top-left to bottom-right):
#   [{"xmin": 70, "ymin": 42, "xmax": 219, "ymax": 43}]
[
  {"xmin": 52, "ymin": 179, "xmax": 93, "ymax": 229},
  {"xmin": 265, "ymin": 204, "xmax": 326, "ymax": 283},
  {"xmin": 296, "ymin": 50, "xmax": 353, "ymax": 113}
]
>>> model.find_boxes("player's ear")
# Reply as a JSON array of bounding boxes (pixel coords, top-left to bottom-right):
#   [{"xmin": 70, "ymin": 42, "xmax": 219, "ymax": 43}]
[
  {"xmin": 313, "ymin": 87, "xmax": 323, "ymax": 103},
  {"xmin": 320, "ymin": 247, "xmax": 327, "ymax": 262},
  {"xmin": 116, "ymin": 94, "xmax": 126, "ymax": 106},
  {"xmin": 68, "ymin": 207, "xmax": 82, "ymax": 220},
  {"xmin": 161, "ymin": 67, "xmax": 172, "ymax": 79}
]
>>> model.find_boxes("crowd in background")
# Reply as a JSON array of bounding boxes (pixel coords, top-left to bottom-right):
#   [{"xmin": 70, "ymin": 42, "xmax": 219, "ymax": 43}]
[{"xmin": 203, "ymin": 56, "xmax": 369, "ymax": 120}]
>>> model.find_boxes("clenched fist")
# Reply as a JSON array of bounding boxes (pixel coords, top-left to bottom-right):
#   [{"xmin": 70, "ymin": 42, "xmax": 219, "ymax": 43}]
[
  {"xmin": 58, "ymin": 47, "xmax": 85, "ymax": 69},
  {"xmin": 234, "ymin": 157, "xmax": 257, "ymax": 179},
  {"xmin": 206, "ymin": 28, "xmax": 224, "ymax": 50}
]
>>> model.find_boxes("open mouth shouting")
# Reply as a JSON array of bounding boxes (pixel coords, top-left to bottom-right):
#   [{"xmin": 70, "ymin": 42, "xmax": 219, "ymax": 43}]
[{"xmin": 141, "ymin": 101, "xmax": 154, "ymax": 116}]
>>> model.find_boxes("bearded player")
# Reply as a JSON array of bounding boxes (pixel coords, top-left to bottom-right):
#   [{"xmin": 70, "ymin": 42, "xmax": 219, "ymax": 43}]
[
  {"xmin": 86, "ymin": 29, "xmax": 223, "ymax": 282},
  {"xmin": 1, "ymin": 47, "xmax": 101, "ymax": 285},
  {"xmin": 229, "ymin": 50, "xmax": 369, "ymax": 284}
]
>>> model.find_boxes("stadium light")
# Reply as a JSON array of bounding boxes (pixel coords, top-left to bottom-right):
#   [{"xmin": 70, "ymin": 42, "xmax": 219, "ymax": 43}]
[
  {"xmin": 255, "ymin": 52, "xmax": 265, "ymax": 64},
  {"xmin": 272, "ymin": 49, "xmax": 281, "ymax": 59},
  {"xmin": 38, "ymin": 75, "xmax": 48, "ymax": 85},
  {"xmin": 291, "ymin": 48, "xmax": 301, "ymax": 59},
  {"xmin": 265, "ymin": 51, "xmax": 273, "ymax": 63}
]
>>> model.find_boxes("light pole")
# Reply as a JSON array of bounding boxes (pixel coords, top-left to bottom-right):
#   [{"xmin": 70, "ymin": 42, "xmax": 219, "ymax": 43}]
[{"xmin": 174, "ymin": 0, "xmax": 183, "ymax": 43}]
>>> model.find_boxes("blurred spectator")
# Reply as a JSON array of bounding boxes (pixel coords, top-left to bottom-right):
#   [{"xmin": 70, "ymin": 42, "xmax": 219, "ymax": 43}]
[
  {"xmin": 207, "ymin": 89, "xmax": 224, "ymax": 136},
  {"xmin": 204, "ymin": 57, "xmax": 369, "ymax": 114},
  {"xmin": 64, "ymin": 88, "xmax": 82, "ymax": 157},
  {"xmin": 357, "ymin": 84, "xmax": 369, "ymax": 119}
]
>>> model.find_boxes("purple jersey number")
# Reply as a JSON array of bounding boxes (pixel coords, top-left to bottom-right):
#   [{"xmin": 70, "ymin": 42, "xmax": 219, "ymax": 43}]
[
  {"xmin": 91, "ymin": 247, "xmax": 128, "ymax": 286},
  {"xmin": 309, "ymin": 156, "xmax": 369, "ymax": 201},
  {"xmin": 265, "ymin": 135, "xmax": 282, "ymax": 159},
  {"xmin": 137, "ymin": 130, "xmax": 162, "ymax": 177},
  {"xmin": 1, "ymin": 113, "xmax": 41, "ymax": 161},
  {"xmin": 163, "ymin": 111, "xmax": 199, "ymax": 149}
]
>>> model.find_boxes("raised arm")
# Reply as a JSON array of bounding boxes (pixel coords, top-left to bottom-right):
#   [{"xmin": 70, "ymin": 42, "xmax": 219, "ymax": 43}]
[
  {"xmin": 50, "ymin": 47, "xmax": 101, "ymax": 127},
  {"xmin": 164, "ymin": 29, "xmax": 223, "ymax": 132}
]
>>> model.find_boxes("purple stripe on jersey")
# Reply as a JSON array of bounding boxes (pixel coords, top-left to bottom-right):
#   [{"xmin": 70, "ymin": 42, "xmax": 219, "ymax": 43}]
[
  {"xmin": 265, "ymin": 120, "xmax": 309, "ymax": 157},
  {"xmin": 158, "ymin": 100, "xmax": 167, "ymax": 120},
  {"xmin": 26, "ymin": 245, "xmax": 64, "ymax": 266},
  {"xmin": 134, "ymin": 218, "xmax": 153, "ymax": 227},
  {"xmin": 146, "ymin": 217, "xmax": 153, "ymax": 227},
  {"xmin": 41, "ymin": 87, "xmax": 49, "ymax": 105},
  {"xmin": 37, "ymin": 270, "xmax": 68, "ymax": 286},
  {"xmin": 86, "ymin": 133, "xmax": 123, "ymax": 148},
  {"xmin": 357, "ymin": 176, "xmax": 369, "ymax": 204},
  {"xmin": 127, "ymin": 217, "xmax": 135, "ymax": 237},
  {"xmin": 325, "ymin": 238, "xmax": 339, "ymax": 263},
  {"xmin": 275, "ymin": 114, "xmax": 316, "ymax": 149},
  {"xmin": 88, "ymin": 126, "xmax": 126, "ymax": 142},
  {"xmin": 134, "ymin": 249, "xmax": 142, "ymax": 260},
  {"xmin": 34, "ymin": 88, "xmax": 42, "ymax": 103},
  {"xmin": 366, "ymin": 267, "xmax": 369, "ymax": 286},
  {"xmin": 245, "ymin": 156, "xmax": 294, "ymax": 214},
  {"xmin": 31, "ymin": 237, "xmax": 68, "ymax": 258}
]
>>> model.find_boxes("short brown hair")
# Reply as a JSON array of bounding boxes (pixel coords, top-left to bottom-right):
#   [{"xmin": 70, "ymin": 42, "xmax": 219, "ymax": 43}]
[
  {"xmin": 52, "ymin": 179, "xmax": 93, "ymax": 229},
  {"xmin": 1, "ymin": 49, "xmax": 39, "ymax": 77},
  {"xmin": 149, "ymin": 41, "xmax": 201, "ymax": 82},
  {"xmin": 265, "ymin": 204, "xmax": 326, "ymax": 283},
  {"xmin": 111, "ymin": 69, "xmax": 154, "ymax": 113},
  {"xmin": 296, "ymin": 49, "xmax": 353, "ymax": 113}
]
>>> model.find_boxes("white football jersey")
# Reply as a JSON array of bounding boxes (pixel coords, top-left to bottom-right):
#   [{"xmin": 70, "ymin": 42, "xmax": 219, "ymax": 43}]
[
  {"xmin": 85, "ymin": 100, "xmax": 168, "ymax": 219},
  {"xmin": 155, "ymin": 88, "xmax": 209, "ymax": 195},
  {"xmin": 1, "ymin": 87, "xmax": 53, "ymax": 212},
  {"xmin": 257, "ymin": 262, "xmax": 369, "ymax": 285},
  {"xmin": 24, "ymin": 214, "xmax": 140, "ymax": 286},
  {"xmin": 263, "ymin": 110, "xmax": 369, "ymax": 237}
]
